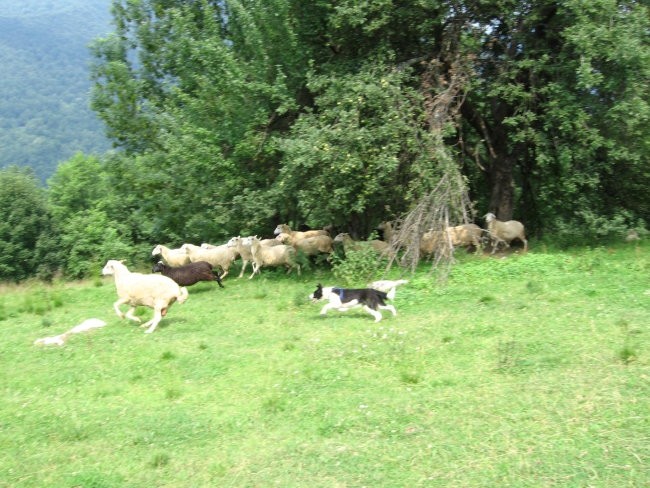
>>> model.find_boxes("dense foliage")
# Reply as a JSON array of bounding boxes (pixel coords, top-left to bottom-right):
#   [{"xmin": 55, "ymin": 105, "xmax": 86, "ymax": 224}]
[{"xmin": 1, "ymin": 0, "xmax": 649, "ymax": 281}]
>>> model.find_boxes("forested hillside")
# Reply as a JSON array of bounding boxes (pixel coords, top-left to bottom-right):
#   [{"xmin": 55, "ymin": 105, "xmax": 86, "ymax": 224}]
[{"xmin": 0, "ymin": 0, "xmax": 111, "ymax": 183}]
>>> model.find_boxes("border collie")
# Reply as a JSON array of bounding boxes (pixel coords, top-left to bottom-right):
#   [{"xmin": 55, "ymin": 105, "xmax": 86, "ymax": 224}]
[{"xmin": 309, "ymin": 283, "xmax": 397, "ymax": 322}]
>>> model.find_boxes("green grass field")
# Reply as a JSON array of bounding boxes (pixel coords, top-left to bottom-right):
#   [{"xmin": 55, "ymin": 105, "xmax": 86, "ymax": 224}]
[{"xmin": 1, "ymin": 243, "xmax": 649, "ymax": 487}]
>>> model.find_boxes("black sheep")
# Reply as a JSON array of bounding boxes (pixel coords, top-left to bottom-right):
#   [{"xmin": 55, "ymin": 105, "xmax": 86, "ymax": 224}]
[{"xmin": 152, "ymin": 261, "xmax": 224, "ymax": 288}]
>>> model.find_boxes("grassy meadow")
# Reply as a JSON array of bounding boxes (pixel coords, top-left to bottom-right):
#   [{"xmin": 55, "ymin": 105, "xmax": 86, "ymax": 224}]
[{"xmin": 0, "ymin": 243, "xmax": 649, "ymax": 487}]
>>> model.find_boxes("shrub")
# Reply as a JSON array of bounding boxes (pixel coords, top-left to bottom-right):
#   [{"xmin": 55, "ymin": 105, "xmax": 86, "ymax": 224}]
[{"xmin": 330, "ymin": 246, "xmax": 384, "ymax": 285}]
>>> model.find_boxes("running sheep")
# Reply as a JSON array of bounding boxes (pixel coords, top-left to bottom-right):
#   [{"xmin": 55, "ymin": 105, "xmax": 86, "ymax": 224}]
[
  {"xmin": 151, "ymin": 244, "xmax": 190, "ymax": 267},
  {"xmin": 102, "ymin": 260, "xmax": 188, "ymax": 334},
  {"xmin": 152, "ymin": 261, "xmax": 224, "ymax": 288},
  {"xmin": 180, "ymin": 243, "xmax": 238, "ymax": 279},
  {"xmin": 242, "ymin": 235, "xmax": 300, "ymax": 278},
  {"xmin": 484, "ymin": 212, "xmax": 528, "ymax": 253},
  {"xmin": 273, "ymin": 224, "xmax": 329, "ymax": 243}
]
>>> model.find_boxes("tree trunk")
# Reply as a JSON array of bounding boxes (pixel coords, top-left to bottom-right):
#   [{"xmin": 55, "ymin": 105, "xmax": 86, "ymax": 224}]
[{"xmin": 488, "ymin": 154, "xmax": 515, "ymax": 220}]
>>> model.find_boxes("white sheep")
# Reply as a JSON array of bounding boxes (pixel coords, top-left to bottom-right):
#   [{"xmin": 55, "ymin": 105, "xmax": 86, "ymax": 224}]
[
  {"xmin": 260, "ymin": 237, "xmax": 283, "ymax": 247},
  {"xmin": 102, "ymin": 260, "xmax": 188, "ymax": 334},
  {"xmin": 226, "ymin": 236, "xmax": 254, "ymax": 278},
  {"xmin": 273, "ymin": 223, "xmax": 328, "ymax": 242},
  {"xmin": 377, "ymin": 221, "xmax": 396, "ymax": 244},
  {"xmin": 242, "ymin": 235, "xmax": 300, "ymax": 278},
  {"xmin": 276, "ymin": 233, "xmax": 334, "ymax": 257},
  {"xmin": 420, "ymin": 223, "xmax": 483, "ymax": 256},
  {"xmin": 152, "ymin": 244, "xmax": 190, "ymax": 267},
  {"xmin": 180, "ymin": 243, "xmax": 238, "ymax": 279},
  {"xmin": 484, "ymin": 212, "xmax": 528, "ymax": 254}
]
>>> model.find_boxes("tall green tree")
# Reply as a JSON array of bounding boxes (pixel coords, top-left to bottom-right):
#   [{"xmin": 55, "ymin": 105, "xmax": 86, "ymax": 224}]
[
  {"xmin": 0, "ymin": 166, "xmax": 51, "ymax": 281},
  {"xmin": 88, "ymin": 0, "xmax": 650, "ymax": 247}
]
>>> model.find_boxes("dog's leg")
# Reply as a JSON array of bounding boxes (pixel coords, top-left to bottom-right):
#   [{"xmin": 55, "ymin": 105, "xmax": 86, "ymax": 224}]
[
  {"xmin": 320, "ymin": 303, "xmax": 333, "ymax": 316},
  {"xmin": 363, "ymin": 305, "xmax": 382, "ymax": 322},
  {"xmin": 379, "ymin": 304, "xmax": 397, "ymax": 316}
]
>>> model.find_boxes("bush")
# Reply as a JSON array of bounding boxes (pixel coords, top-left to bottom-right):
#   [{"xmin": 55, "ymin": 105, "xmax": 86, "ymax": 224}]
[
  {"xmin": 330, "ymin": 246, "xmax": 385, "ymax": 285},
  {"xmin": 0, "ymin": 166, "xmax": 51, "ymax": 282},
  {"xmin": 59, "ymin": 209, "xmax": 135, "ymax": 279}
]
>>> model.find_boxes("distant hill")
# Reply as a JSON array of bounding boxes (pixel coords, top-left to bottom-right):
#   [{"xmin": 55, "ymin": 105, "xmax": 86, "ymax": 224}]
[{"xmin": 0, "ymin": 0, "xmax": 113, "ymax": 183}]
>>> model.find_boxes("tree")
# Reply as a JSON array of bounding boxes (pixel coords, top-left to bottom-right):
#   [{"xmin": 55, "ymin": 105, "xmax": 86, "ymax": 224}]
[
  {"xmin": 88, "ymin": 0, "xmax": 650, "ymax": 254},
  {"xmin": 0, "ymin": 166, "xmax": 51, "ymax": 281}
]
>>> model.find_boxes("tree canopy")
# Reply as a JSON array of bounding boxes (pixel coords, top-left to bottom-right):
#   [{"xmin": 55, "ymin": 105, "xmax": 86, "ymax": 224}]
[
  {"xmin": 87, "ymin": 0, "xmax": 649, "ymax": 242},
  {"xmin": 1, "ymin": 0, "xmax": 648, "ymax": 281}
]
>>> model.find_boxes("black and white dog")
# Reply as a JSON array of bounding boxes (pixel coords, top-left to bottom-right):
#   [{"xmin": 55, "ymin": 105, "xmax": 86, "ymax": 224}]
[{"xmin": 309, "ymin": 283, "xmax": 397, "ymax": 322}]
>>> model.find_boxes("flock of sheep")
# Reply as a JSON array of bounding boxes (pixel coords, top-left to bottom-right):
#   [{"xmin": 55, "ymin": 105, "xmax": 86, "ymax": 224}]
[{"xmin": 101, "ymin": 214, "xmax": 528, "ymax": 333}]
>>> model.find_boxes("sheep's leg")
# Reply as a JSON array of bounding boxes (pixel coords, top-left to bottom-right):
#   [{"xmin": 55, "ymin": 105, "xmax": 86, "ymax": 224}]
[
  {"xmin": 124, "ymin": 306, "xmax": 141, "ymax": 324},
  {"xmin": 113, "ymin": 298, "xmax": 130, "ymax": 319},
  {"xmin": 238, "ymin": 259, "xmax": 248, "ymax": 278},
  {"xmin": 491, "ymin": 237, "xmax": 507, "ymax": 254},
  {"xmin": 142, "ymin": 309, "xmax": 163, "ymax": 334},
  {"xmin": 248, "ymin": 262, "xmax": 260, "ymax": 279},
  {"xmin": 363, "ymin": 306, "xmax": 383, "ymax": 322}
]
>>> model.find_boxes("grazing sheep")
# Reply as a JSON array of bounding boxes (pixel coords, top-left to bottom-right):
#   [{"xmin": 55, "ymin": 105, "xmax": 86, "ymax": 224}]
[
  {"xmin": 276, "ymin": 233, "xmax": 334, "ymax": 257},
  {"xmin": 152, "ymin": 261, "xmax": 224, "ymax": 288},
  {"xmin": 152, "ymin": 244, "xmax": 190, "ymax": 267},
  {"xmin": 484, "ymin": 212, "xmax": 528, "ymax": 254},
  {"xmin": 180, "ymin": 243, "xmax": 238, "ymax": 279},
  {"xmin": 226, "ymin": 236, "xmax": 255, "ymax": 278},
  {"xmin": 102, "ymin": 260, "xmax": 188, "ymax": 334},
  {"xmin": 333, "ymin": 233, "xmax": 389, "ymax": 255},
  {"xmin": 273, "ymin": 223, "xmax": 328, "ymax": 242},
  {"xmin": 243, "ymin": 235, "xmax": 300, "ymax": 278}
]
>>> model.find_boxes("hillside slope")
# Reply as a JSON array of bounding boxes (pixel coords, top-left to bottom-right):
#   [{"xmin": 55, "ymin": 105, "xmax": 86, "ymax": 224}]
[{"xmin": 0, "ymin": 0, "xmax": 112, "ymax": 183}]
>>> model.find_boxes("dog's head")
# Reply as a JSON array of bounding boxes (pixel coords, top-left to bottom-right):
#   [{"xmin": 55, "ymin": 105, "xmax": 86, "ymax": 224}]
[
  {"xmin": 310, "ymin": 284, "xmax": 335, "ymax": 303},
  {"xmin": 309, "ymin": 283, "xmax": 324, "ymax": 302}
]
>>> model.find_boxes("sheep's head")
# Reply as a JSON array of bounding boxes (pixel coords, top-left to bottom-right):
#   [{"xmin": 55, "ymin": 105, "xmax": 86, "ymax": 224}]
[
  {"xmin": 241, "ymin": 236, "xmax": 256, "ymax": 246},
  {"xmin": 152, "ymin": 261, "xmax": 165, "ymax": 273},
  {"xmin": 152, "ymin": 245, "xmax": 162, "ymax": 256},
  {"xmin": 102, "ymin": 259, "xmax": 125, "ymax": 276},
  {"xmin": 225, "ymin": 236, "xmax": 240, "ymax": 248},
  {"xmin": 484, "ymin": 212, "xmax": 496, "ymax": 223},
  {"xmin": 274, "ymin": 224, "xmax": 290, "ymax": 235}
]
